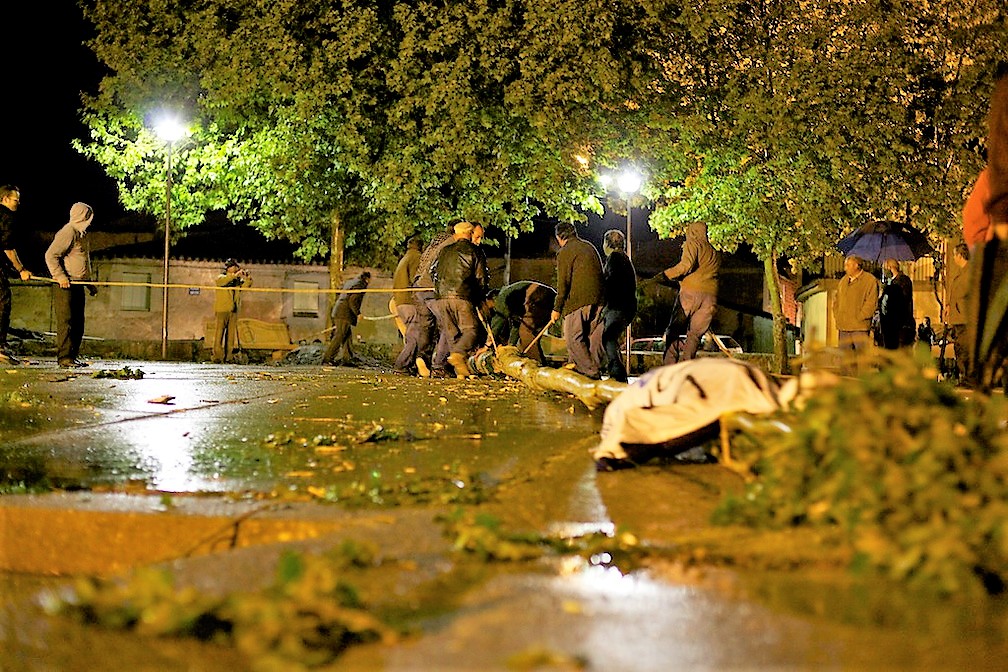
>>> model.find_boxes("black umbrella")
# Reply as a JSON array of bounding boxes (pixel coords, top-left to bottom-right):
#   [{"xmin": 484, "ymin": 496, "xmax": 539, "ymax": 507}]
[{"xmin": 836, "ymin": 220, "xmax": 935, "ymax": 263}]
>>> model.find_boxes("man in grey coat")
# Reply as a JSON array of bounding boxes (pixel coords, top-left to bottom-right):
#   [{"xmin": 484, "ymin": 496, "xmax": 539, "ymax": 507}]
[{"xmin": 45, "ymin": 202, "xmax": 97, "ymax": 368}]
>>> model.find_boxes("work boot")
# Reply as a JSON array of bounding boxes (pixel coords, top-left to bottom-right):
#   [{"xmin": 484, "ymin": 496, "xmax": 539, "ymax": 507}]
[
  {"xmin": 447, "ymin": 352, "xmax": 471, "ymax": 379},
  {"xmin": 415, "ymin": 357, "xmax": 431, "ymax": 378}
]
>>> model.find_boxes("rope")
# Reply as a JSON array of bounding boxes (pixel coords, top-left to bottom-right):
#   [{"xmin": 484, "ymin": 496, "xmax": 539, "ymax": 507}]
[
  {"xmin": 28, "ymin": 276, "xmax": 433, "ymax": 295},
  {"xmin": 24, "ymin": 275, "xmax": 415, "ymax": 321}
]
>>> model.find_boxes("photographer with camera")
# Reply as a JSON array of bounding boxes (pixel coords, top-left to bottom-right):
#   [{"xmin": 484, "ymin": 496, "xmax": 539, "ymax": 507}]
[{"xmin": 212, "ymin": 258, "xmax": 252, "ymax": 363}]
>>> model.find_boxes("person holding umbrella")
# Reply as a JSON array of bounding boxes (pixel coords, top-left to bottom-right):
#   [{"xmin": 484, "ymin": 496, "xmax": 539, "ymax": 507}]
[
  {"xmin": 879, "ymin": 258, "xmax": 915, "ymax": 349},
  {"xmin": 834, "ymin": 255, "xmax": 879, "ymax": 363}
]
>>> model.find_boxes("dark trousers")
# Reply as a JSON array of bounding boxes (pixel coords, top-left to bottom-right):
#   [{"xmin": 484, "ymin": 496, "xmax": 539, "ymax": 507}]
[
  {"xmin": 0, "ymin": 273, "xmax": 10, "ymax": 349},
  {"xmin": 949, "ymin": 323, "xmax": 970, "ymax": 380},
  {"xmin": 54, "ymin": 285, "xmax": 86, "ymax": 363},
  {"xmin": 406, "ymin": 290, "xmax": 439, "ymax": 367},
  {"xmin": 212, "ymin": 310, "xmax": 238, "ymax": 362},
  {"xmin": 432, "ymin": 297, "xmax": 479, "ymax": 368},
  {"xmin": 323, "ymin": 319, "xmax": 353, "ymax": 363},
  {"xmin": 600, "ymin": 307, "xmax": 633, "ymax": 382}
]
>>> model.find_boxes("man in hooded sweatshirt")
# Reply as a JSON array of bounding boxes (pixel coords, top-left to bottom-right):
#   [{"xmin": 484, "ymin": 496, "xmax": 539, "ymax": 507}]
[
  {"xmin": 45, "ymin": 202, "xmax": 97, "ymax": 368},
  {"xmin": 658, "ymin": 221, "xmax": 722, "ymax": 364}
]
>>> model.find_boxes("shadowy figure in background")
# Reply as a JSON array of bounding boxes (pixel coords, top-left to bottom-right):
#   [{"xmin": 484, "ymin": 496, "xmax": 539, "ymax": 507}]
[
  {"xmin": 943, "ymin": 243, "xmax": 971, "ymax": 381},
  {"xmin": 916, "ymin": 316, "xmax": 936, "ymax": 348},
  {"xmin": 211, "ymin": 258, "xmax": 252, "ymax": 363},
  {"xmin": 550, "ymin": 222, "xmax": 604, "ymax": 379},
  {"xmin": 879, "ymin": 258, "xmax": 915, "ymax": 349},
  {"xmin": 45, "ymin": 202, "xmax": 98, "ymax": 368},
  {"xmin": 323, "ymin": 271, "xmax": 370, "ymax": 366},
  {"xmin": 0, "ymin": 185, "xmax": 33, "ymax": 365},
  {"xmin": 598, "ymin": 229, "xmax": 637, "ymax": 383},
  {"xmin": 656, "ymin": 221, "xmax": 721, "ymax": 365},
  {"xmin": 487, "ymin": 280, "xmax": 557, "ymax": 365}
]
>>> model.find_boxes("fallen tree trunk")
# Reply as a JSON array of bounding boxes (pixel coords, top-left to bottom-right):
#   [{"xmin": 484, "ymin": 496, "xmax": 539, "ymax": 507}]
[{"xmin": 472, "ymin": 345, "xmax": 627, "ymax": 410}]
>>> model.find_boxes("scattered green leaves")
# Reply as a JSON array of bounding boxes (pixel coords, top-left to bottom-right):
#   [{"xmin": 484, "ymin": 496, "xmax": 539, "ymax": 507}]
[{"xmin": 438, "ymin": 508, "xmax": 645, "ymax": 572}]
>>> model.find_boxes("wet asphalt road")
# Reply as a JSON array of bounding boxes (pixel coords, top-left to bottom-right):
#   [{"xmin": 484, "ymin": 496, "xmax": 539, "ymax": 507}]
[{"xmin": 1, "ymin": 357, "xmax": 1006, "ymax": 671}]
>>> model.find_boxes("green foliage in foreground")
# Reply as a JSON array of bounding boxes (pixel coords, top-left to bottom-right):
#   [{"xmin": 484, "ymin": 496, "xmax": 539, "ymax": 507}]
[
  {"xmin": 42, "ymin": 541, "xmax": 395, "ymax": 671},
  {"xmin": 713, "ymin": 350, "xmax": 1008, "ymax": 596},
  {"xmin": 41, "ymin": 521, "xmax": 640, "ymax": 668}
]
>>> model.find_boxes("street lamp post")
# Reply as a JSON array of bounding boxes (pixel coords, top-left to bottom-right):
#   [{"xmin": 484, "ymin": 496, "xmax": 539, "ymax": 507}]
[
  {"xmin": 616, "ymin": 170, "xmax": 641, "ymax": 375},
  {"xmin": 154, "ymin": 118, "xmax": 186, "ymax": 360}
]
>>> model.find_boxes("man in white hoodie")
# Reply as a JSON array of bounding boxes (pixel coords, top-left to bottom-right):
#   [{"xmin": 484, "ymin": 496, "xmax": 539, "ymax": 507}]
[{"xmin": 45, "ymin": 202, "xmax": 97, "ymax": 368}]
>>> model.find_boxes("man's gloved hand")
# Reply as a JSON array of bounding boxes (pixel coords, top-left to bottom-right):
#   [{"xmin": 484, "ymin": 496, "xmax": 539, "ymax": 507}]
[{"xmin": 87, "ymin": 284, "xmax": 98, "ymax": 297}]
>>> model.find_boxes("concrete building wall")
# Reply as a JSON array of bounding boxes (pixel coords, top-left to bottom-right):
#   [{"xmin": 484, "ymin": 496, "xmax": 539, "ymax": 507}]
[{"xmin": 10, "ymin": 258, "xmax": 403, "ymax": 354}]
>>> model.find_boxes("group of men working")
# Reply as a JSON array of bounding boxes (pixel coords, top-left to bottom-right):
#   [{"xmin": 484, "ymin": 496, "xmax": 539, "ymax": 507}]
[{"xmin": 380, "ymin": 218, "xmax": 722, "ymax": 382}]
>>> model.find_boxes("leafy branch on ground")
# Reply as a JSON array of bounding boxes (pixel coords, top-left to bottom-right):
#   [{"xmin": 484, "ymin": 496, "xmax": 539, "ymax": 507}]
[
  {"xmin": 713, "ymin": 349, "xmax": 1008, "ymax": 597},
  {"xmin": 92, "ymin": 366, "xmax": 145, "ymax": 379},
  {"xmin": 437, "ymin": 508, "xmax": 644, "ymax": 571},
  {"xmin": 41, "ymin": 540, "xmax": 396, "ymax": 671}
]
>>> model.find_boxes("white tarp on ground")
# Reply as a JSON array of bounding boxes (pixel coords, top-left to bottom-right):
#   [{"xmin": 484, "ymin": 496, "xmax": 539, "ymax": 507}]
[{"xmin": 593, "ymin": 359, "xmax": 785, "ymax": 462}]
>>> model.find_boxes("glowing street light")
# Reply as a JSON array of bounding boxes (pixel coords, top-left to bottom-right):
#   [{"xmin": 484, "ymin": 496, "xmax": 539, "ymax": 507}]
[
  {"xmin": 154, "ymin": 117, "xmax": 186, "ymax": 360},
  {"xmin": 616, "ymin": 169, "xmax": 641, "ymax": 375}
]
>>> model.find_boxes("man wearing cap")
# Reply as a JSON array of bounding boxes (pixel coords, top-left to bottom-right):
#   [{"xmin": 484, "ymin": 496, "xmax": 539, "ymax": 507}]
[
  {"xmin": 45, "ymin": 202, "xmax": 98, "ymax": 368},
  {"xmin": 212, "ymin": 258, "xmax": 252, "ymax": 364},
  {"xmin": 430, "ymin": 221, "xmax": 488, "ymax": 378}
]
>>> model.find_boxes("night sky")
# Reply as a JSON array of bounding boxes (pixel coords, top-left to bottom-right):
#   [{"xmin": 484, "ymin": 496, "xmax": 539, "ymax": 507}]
[{"xmin": 2, "ymin": 4, "xmax": 123, "ymax": 239}]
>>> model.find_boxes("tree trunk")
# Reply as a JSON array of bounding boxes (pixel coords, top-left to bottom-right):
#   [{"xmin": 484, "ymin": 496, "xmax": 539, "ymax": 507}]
[
  {"xmin": 763, "ymin": 254, "xmax": 791, "ymax": 375},
  {"xmin": 472, "ymin": 346, "xmax": 626, "ymax": 410},
  {"xmin": 327, "ymin": 209, "xmax": 345, "ymax": 331}
]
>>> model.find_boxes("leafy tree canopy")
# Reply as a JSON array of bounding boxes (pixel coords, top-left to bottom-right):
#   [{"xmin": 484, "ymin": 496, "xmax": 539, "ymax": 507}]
[{"xmin": 76, "ymin": 0, "xmax": 1006, "ymax": 367}]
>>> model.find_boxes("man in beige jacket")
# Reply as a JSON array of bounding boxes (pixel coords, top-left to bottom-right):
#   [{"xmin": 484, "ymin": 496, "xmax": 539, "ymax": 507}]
[
  {"xmin": 212, "ymin": 259, "xmax": 252, "ymax": 363},
  {"xmin": 834, "ymin": 255, "xmax": 879, "ymax": 355}
]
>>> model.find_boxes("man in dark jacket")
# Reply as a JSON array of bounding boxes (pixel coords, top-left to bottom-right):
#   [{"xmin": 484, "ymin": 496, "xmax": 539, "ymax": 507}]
[
  {"xmin": 659, "ymin": 221, "xmax": 721, "ymax": 364},
  {"xmin": 488, "ymin": 280, "xmax": 557, "ymax": 365},
  {"xmin": 323, "ymin": 271, "xmax": 370, "ymax": 366},
  {"xmin": 550, "ymin": 222, "xmax": 604, "ymax": 378},
  {"xmin": 879, "ymin": 258, "xmax": 915, "ymax": 349},
  {"xmin": 0, "ymin": 185, "xmax": 32, "ymax": 365},
  {"xmin": 430, "ymin": 221, "xmax": 488, "ymax": 378},
  {"xmin": 599, "ymin": 229, "xmax": 637, "ymax": 382}
]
